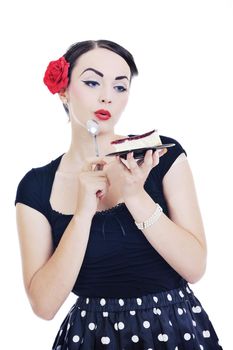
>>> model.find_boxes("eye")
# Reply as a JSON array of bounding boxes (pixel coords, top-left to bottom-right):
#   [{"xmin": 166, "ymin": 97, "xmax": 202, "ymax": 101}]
[
  {"xmin": 82, "ymin": 80, "xmax": 100, "ymax": 88},
  {"xmin": 114, "ymin": 85, "xmax": 127, "ymax": 92}
]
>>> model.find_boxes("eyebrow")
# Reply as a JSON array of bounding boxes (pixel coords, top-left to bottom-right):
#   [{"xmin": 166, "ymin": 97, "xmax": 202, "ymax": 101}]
[{"xmin": 80, "ymin": 68, "xmax": 129, "ymax": 81}]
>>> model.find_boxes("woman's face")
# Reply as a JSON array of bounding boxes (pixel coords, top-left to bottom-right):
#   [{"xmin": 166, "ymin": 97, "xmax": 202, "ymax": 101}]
[{"xmin": 66, "ymin": 48, "xmax": 131, "ymax": 132}]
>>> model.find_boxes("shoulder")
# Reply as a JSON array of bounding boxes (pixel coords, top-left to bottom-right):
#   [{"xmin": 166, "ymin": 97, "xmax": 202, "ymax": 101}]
[
  {"xmin": 16, "ymin": 163, "xmax": 50, "ymax": 193},
  {"xmin": 17, "ymin": 154, "xmax": 63, "ymax": 187},
  {"xmin": 156, "ymin": 135, "xmax": 187, "ymax": 180},
  {"xmin": 15, "ymin": 154, "xmax": 63, "ymax": 216}
]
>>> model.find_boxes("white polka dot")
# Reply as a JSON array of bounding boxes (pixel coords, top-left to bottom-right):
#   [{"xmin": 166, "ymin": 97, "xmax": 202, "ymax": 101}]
[
  {"xmin": 119, "ymin": 299, "xmax": 124, "ymax": 306},
  {"xmin": 81, "ymin": 310, "xmax": 86, "ymax": 317},
  {"xmin": 56, "ymin": 346, "xmax": 62, "ymax": 350},
  {"xmin": 179, "ymin": 290, "xmax": 184, "ymax": 298},
  {"xmin": 131, "ymin": 335, "xmax": 139, "ymax": 343},
  {"xmin": 192, "ymin": 305, "xmax": 202, "ymax": 313},
  {"xmin": 153, "ymin": 307, "xmax": 161, "ymax": 315},
  {"xmin": 203, "ymin": 330, "xmax": 210, "ymax": 338},
  {"xmin": 192, "ymin": 320, "xmax": 197, "ymax": 327},
  {"xmin": 169, "ymin": 320, "xmax": 173, "ymax": 326},
  {"xmin": 192, "ymin": 333, "xmax": 195, "ymax": 339},
  {"xmin": 72, "ymin": 335, "xmax": 80, "ymax": 343},
  {"xmin": 101, "ymin": 336, "xmax": 110, "ymax": 344},
  {"xmin": 183, "ymin": 308, "xmax": 187, "ymax": 313},
  {"xmin": 59, "ymin": 329, "xmax": 63, "ymax": 336},
  {"xmin": 158, "ymin": 334, "xmax": 163, "ymax": 342},
  {"xmin": 158, "ymin": 333, "xmax": 168, "ymax": 342},
  {"xmin": 175, "ymin": 347, "xmax": 179, "ymax": 350},
  {"xmin": 153, "ymin": 296, "xmax": 158, "ymax": 303},
  {"xmin": 184, "ymin": 333, "xmax": 191, "ymax": 341},
  {"xmin": 114, "ymin": 322, "xmax": 118, "ymax": 331},
  {"xmin": 103, "ymin": 311, "xmax": 108, "ymax": 317},
  {"xmin": 86, "ymin": 298, "xmax": 89, "ymax": 304},
  {"xmin": 100, "ymin": 298, "xmax": 106, "ymax": 306},
  {"xmin": 143, "ymin": 321, "xmax": 150, "ymax": 328},
  {"xmin": 200, "ymin": 345, "xmax": 204, "ymax": 350},
  {"xmin": 88, "ymin": 323, "xmax": 95, "ymax": 330},
  {"xmin": 137, "ymin": 298, "xmax": 142, "ymax": 305},
  {"xmin": 118, "ymin": 322, "xmax": 125, "ymax": 330},
  {"xmin": 67, "ymin": 323, "xmax": 70, "ymax": 330},
  {"xmin": 178, "ymin": 308, "xmax": 183, "ymax": 315},
  {"xmin": 130, "ymin": 310, "xmax": 136, "ymax": 315},
  {"xmin": 186, "ymin": 286, "xmax": 191, "ymax": 293},
  {"xmin": 147, "ymin": 348, "xmax": 153, "ymax": 350},
  {"xmin": 167, "ymin": 293, "xmax": 172, "ymax": 301}
]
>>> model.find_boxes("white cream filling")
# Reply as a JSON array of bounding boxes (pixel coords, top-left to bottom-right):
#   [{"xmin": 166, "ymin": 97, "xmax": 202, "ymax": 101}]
[{"xmin": 114, "ymin": 131, "xmax": 162, "ymax": 152}]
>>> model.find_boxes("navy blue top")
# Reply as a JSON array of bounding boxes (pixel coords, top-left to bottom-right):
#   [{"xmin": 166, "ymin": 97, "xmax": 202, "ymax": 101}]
[{"xmin": 15, "ymin": 135, "xmax": 188, "ymax": 298}]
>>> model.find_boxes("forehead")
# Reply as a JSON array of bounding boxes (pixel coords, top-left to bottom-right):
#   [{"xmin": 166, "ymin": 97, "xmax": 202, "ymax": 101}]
[{"xmin": 73, "ymin": 48, "xmax": 131, "ymax": 77}]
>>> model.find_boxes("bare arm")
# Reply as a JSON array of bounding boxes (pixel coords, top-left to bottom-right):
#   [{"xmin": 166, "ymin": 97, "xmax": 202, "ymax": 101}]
[
  {"xmin": 16, "ymin": 157, "xmax": 109, "ymax": 320},
  {"xmin": 125, "ymin": 155, "xmax": 207, "ymax": 283},
  {"xmin": 16, "ymin": 203, "xmax": 93, "ymax": 320}
]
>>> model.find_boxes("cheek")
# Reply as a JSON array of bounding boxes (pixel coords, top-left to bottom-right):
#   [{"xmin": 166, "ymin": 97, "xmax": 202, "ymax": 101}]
[
  {"xmin": 69, "ymin": 83, "xmax": 94, "ymax": 108},
  {"xmin": 117, "ymin": 93, "xmax": 129, "ymax": 110},
  {"xmin": 69, "ymin": 83, "xmax": 84, "ymax": 100}
]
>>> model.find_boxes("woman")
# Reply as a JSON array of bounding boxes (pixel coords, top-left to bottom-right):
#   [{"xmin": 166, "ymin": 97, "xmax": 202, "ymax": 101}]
[{"xmin": 15, "ymin": 40, "xmax": 222, "ymax": 349}]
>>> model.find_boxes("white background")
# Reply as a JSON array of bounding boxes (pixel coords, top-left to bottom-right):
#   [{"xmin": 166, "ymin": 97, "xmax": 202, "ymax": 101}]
[{"xmin": 1, "ymin": 0, "xmax": 232, "ymax": 348}]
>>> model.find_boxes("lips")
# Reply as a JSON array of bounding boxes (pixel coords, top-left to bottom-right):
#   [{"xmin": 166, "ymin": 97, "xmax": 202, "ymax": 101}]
[{"xmin": 94, "ymin": 109, "xmax": 111, "ymax": 120}]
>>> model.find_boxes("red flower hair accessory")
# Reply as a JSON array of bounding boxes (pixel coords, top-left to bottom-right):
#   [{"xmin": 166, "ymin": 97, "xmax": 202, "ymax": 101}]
[{"xmin": 43, "ymin": 56, "xmax": 70, "ymax": 94}]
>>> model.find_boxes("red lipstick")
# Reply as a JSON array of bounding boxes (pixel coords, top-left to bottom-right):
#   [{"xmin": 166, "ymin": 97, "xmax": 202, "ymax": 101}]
[{"xmin": 94, "ymin": 109, "xmax": 111, "ymax": 121}]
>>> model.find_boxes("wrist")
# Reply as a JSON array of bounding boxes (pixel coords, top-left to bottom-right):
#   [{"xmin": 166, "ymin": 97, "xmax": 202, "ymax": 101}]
[
  {"xmin": 124, "ymin": 190, "xmax": 161, "ymax": 226},
  {"xmin": 73, "ymin": 210, "xmax": 94, "ymax": 222},
  {"xmin": 124, "ymin": 189, "xmax": 148, "ymax": 206},
  {"xmin": 134, "ymin": 203, "xmax": 163, "ymax": 230}
]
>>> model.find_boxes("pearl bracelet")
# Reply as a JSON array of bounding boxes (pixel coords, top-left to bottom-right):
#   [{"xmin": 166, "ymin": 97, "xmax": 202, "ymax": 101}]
[{"xmin": 134, "ymin": 204, "xmax": 163, "ymax": 230}]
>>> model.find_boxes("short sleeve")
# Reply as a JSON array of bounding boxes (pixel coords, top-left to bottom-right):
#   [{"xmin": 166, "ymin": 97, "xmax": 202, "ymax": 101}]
[
  {"xmin": 157, "ymin": 135, "xmax": 187, "ymax": 179},
  {"xmin": 15, "ymin": 168, "xmax": 48, "ymax": 218}
]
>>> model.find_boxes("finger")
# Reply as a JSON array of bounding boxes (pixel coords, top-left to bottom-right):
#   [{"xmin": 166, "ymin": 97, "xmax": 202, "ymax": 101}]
[
  {"xmin": 88, "ymin": 170, "xmax": 108, "ymax": 177},
  {"xmin": 81, "ymin": 157, "xmax": 107, "ymax": 172},
  {"xmin": 158, "ymin": 148, "xmax": 167, "ymax": 157},
  {"xmin": 96, "ymin": 178, "xmax": 109, "ymax": 197},
  {"xmin": 116, "ymin": 155, "xmax": 130, "ymax": 171},
  {"xmin": 152, "ymin": 150, "xmax": 160, "ymax": 167},
  {"xmin": 127, "ymin": 151, "xmax": 141, "ymax": 175},
  {"xmin": 141, "ymin": 149, "xmax": 153, "ymax": 170}
]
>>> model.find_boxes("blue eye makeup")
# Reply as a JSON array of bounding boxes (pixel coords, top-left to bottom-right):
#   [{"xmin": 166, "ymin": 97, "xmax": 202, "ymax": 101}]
[
  {"xmin": 114, "ymin": 86, "xmax": 127, "ymax": 92},
  {"xmin": 82, "ymin": 80, "xmax": 127, "ymax": 93},
  {"xmin": 82, "ymin": 80, "xmax": 100, "ymax": 88}
]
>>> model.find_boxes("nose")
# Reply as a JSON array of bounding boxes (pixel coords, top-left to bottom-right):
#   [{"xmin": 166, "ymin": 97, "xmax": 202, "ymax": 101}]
[
  {"xmin": 99, "ymin": 86, "xmax": 112, "ymax": 104},
  {"xmin": 100, "ymin": 98, "xmax": 112, "ymax": 104}
]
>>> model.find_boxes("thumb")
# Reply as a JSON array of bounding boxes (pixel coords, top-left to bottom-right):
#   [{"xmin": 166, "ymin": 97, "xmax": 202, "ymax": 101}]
[{"xmin": 81, "ymin": 157, "xmax": 107, "ymax": 172}]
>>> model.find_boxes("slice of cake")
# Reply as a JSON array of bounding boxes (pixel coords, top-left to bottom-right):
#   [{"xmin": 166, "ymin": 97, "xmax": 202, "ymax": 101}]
[{"xmin": 111, "ymin": 129, "xmax": 162, "ymax": 152}]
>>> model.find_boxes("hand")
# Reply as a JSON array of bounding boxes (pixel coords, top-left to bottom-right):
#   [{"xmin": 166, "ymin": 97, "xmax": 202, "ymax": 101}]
[
  {"xmin": 115, "ymin": 149, "xmax": 162, "ymax": 200},
  {"xmin": 75, "ymin": 157, "xmax": 110, "ymax": 216}
]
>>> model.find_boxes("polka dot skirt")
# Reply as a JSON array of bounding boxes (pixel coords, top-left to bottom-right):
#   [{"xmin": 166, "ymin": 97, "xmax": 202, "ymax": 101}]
[{"xmin": 52, "ymin": 283, "xmax": 222, "ymax": 349}]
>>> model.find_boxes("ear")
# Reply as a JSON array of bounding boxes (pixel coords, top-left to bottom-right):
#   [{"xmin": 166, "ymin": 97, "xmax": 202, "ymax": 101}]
[{"xmin": 58, "ymin": 88, "xmax": 69, "ymax": 104}]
